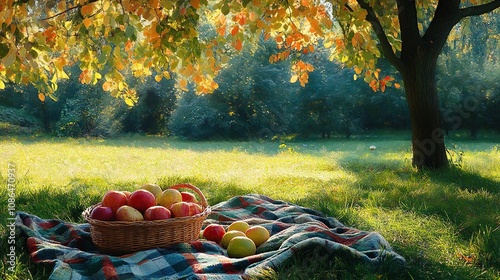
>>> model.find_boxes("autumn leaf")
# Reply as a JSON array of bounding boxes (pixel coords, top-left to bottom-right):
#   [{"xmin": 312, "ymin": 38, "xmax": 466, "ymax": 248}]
[
  {"xmin": 149, "ymin": 0, "xmax": 159, "ymax": 8},
  {"xmin": 81, "ymin": 4, "xmax": 94, "ymax": 16},
  {"xmin": 234, "ymin": 39, "xmax": 243, "ymax": 51},
  {"xmin": 83, "ymin": 18, "xmax": 92, "ymax": 29},
  {"xmin": 190, "ymin": 0, "xmax": 201, "ymax": 9},
  {"xmin": 38, "ymin": 93, "xmax": 46, "ymax": 102},
  {"xmin": 368, "ymin": 80, "xmax": 378, "ymax": 92},
  {"xmin": 43, "ymin": 27, "xmax": 57, "ymax": 42},
  {"xmin": 231, "ymin": 25, "xmax": 239, "ymax": 36},
  {"xmin": 179, "ymin": 78, "xmax": 188, "ymax": 90},
  {"xmin": 102, "ymin": 81, "xmax": 112, "ymax": 91},
  {"xmin": 249, "ymin": 11, "xmax": 258, "ymax": 22}
]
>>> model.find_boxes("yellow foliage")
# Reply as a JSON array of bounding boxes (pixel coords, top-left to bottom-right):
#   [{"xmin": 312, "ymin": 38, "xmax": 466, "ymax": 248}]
[{"xmin": 1, "ymin": 0, "xmax": 492, "ymax": 100}]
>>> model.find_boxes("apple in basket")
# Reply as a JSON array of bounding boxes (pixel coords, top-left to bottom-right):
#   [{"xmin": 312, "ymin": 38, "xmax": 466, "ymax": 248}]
[
  {"xmin": 115, "ymin": 205, "xmax": 144, "ymax": 221},
  {"xmin": 122, "ymin": 191, "xmax": 132, "ymax": 200},
  {"xmin": 202, "ymin": 224, "xmax": 226, "ymax": 244},
  {"xmin": 157, "ymin": 189, "xmax": 182, "ymax": 209},
  {"xmin": 127, "ymin": 189, "xmax": 156, "ymax": 213},
  {"xmin": 101, "ymin": 191, "xmax": 128, "ymax": 214},
  {"xmin": 144, "ymin": 205, "xmax": 171, "ymax": 221},
  {"xmin": 181, "ymin": 191, "xmax": 198, "ymax": 203},
  {"xmin": 141, "ymin": 183, "xmax": 163, "ymax": 200},
  {"xmin": 170, "ymin": 202, "xmax": 201, "ymax": 217},
  {"xmin": 190, "ymin": 203, "xmax": 202, "ymax": 215},
  {"xmin": 90, "ymin": 206, "xmax": 114, "ymax": 221}
]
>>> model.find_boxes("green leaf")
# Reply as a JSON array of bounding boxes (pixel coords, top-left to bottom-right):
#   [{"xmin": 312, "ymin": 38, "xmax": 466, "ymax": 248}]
[
  {"xmin": 0, "ymin": 43, "xmax": 9, "ymax": 59},
  {"xmin": 98, "ymin": 52, "xmax": 107, "ymax": 64},
  {"xmin": 221, "ymin": 4, "xmax": 230, "ymax": 15},
  {"xmin": 125, "ymin": 25, "xmax": 136, "ymax": 38},
  {"xmin": 29, "ymin": 49, "xmax": 38, "ymax": 59}
]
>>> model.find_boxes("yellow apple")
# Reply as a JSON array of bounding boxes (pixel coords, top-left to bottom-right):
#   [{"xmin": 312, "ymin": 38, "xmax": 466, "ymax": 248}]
[
  {"xmin": 227, "ymin": 221, "xmax": 250, "ymax": 233},
  {"xmin": 220, "ymin": 230, "xmax": 246, "ymax": 249},
  {"xmin": 141, "ymin": 183, "xmax": 163, "ymax": 199},
  {"xmin": 115, "ymin": 205, "xmax": 144, "ymax": 221},
  {"xmin": 157, "ymin": 189, "xmax": 182, "ymax": 209},
  {"xmin": 245, "ymin": 225, "xmax": 270, "ymax": 247},
  {"xmin": 227, "ymin": 236, "xmax": 256, "ymax": 258}
]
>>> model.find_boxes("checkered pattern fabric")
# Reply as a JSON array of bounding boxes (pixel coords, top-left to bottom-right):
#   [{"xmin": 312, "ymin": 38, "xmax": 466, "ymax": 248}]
[{"xmin": 17, "ymin": 194, "xmax": 405, "ymax": 279}]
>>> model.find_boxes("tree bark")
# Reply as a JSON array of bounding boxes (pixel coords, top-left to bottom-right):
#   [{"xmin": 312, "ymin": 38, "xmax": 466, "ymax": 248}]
[{"xmin": 401, "ymin": 48, "xmax": 449, "ymax": 169}]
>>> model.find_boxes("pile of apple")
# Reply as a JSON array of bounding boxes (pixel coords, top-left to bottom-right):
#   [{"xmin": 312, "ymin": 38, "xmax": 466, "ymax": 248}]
[
  {"xmin": 202, "ymin": 221, "xmax": 270, "ymax": 258},
  {"xmin": 89, "ymin": 183, "xmax": 202, "ymax": 222}
]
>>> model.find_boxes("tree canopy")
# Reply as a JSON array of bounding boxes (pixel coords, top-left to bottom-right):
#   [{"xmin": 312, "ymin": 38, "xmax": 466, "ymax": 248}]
[{"xmin": 0, "ymin": 0, "xmax": 498, "ymax": 98}]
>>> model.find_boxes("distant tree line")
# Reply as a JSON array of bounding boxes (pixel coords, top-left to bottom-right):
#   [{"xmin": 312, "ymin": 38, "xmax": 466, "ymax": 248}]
[{"xmin": 1, "ymin": 42, "xmax": 499, "ymax": 139}]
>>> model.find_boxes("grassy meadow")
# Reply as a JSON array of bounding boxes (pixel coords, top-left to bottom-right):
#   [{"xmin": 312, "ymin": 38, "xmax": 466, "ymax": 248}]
[{"xmin": 0, "ymin": 132, "xmax": 499, "ymax": 279}]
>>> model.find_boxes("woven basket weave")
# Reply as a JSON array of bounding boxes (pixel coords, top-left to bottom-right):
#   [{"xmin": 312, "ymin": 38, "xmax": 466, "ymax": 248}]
[{"xmin": 82, "ymin": 183, "xmax": 210, "ymax": 255}]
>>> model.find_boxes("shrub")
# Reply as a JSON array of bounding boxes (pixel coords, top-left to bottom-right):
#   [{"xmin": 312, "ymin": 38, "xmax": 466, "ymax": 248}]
[
  {"xmin": 0, "ymin": 105, "xmax": 41, "ymax": 135},
  {"xmin": 56, "ymin": 87, "xmax": 123, "ymax": 137}
]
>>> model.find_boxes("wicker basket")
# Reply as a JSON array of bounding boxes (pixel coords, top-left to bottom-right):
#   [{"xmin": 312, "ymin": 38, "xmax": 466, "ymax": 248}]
[{"xmin": 82, "ymin": 183, "xmax": 211, "ymax": 255}]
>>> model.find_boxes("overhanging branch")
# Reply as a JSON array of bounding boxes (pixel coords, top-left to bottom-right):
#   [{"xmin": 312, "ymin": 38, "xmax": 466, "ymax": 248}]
[
  {"xmin": 355, "ymin": 0, "xmax": 405, "ymax": 73},
  {"xmin": 459, "ymin": 0, "xmax": 500, "ymax": 18},
  {"xmin": 42, "ymin": 0, "xmax": 99, "ymax": 21}
]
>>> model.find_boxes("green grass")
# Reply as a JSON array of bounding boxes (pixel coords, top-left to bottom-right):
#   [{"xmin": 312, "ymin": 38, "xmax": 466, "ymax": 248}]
[{"xmin": 0, "ymin": 132, "xmax": 499, "ymax": 279}]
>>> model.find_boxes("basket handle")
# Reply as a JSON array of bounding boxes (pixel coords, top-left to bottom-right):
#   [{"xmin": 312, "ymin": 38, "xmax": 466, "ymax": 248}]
[{"xmin": 168, "ymin": 183, "xmax": 208, "ymax": 208}]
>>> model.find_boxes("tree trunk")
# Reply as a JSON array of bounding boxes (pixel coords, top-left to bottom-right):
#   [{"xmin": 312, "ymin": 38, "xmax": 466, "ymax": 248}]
[
  {"xmin": 360, "ymin": 0, "xmax": 500, "ymax": 169},
  {"xmin": 402, "ymin": 50, "xmax": 449, "ymax": 170}
]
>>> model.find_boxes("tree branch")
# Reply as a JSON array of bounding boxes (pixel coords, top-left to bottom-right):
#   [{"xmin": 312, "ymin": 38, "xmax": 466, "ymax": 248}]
[
  {"xmin": 396, "ymin": 0, "xmax": 421, "ymax": 60},
  {"xmin": 355, "ymin": 0, "xmax": 405, "ymax": 73},
  {"xmin": 42, "ymin": 0, "xmax": 100, "ymax": 21},
  {"xmin": 459, "ymin": 0, "xmax": 500, "ymax": 18}
]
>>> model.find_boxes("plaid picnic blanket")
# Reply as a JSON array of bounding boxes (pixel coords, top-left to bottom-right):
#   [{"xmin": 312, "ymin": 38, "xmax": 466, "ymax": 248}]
[{"xmin": 17, "ymin": 194, "xmax": 405, "ymax": 279}]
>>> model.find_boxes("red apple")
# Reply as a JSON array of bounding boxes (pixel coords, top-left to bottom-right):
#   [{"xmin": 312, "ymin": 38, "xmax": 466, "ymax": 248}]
[
  {"xmin": 90, "ymin": 206, "xmax": 114, "ymax": 221},
  {"xmin": 115, "ymin": 205, "xmax": 144, "ymax": 221},
  {"xmin": 101, "ymin": 191, "xmax": 128, "ymax": 214},
  {"xmin": 189, "ymin": 203, "xmax": 202, "ymax": 215},
  {"xmin": 169, "ymin": 202, "xmax": 191, "ymax": 218},
  {"xmin": 123, "ymin": 191, "xmax": 132, "ymax": 200},
  {"xmin": 203, "ymin": 224, "xmax": 226, "ymax": 244},
  {"xmin": 144, "ymin": 206, "xmax": 171, "ymax": 221},
  {"xmin": 181, "ymin": 191, "xmax": 198, "ymax": 203},
  {"xmin": 127, "ymin": 189, "xmax": 156, "ymax": 213}
]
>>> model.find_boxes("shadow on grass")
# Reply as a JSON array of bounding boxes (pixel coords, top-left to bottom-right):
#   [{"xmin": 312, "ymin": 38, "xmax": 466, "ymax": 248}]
[
  {"xmin": 425, "ymin": 166, "xmax": 499, "ymax": 194},
  {"xmin": 330, "ymin": 157, "xmax": 499, "ymax": 278},
  {"xmin": 290, "ymin": 181, "xmax": 499, "ymax": 280},
  {"xmin": 337, "ymin": 158, "xmax": 499, "ymax": 235}
]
